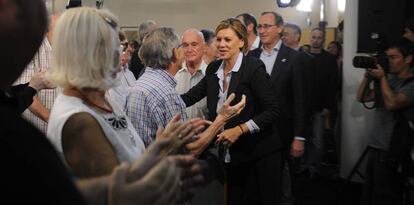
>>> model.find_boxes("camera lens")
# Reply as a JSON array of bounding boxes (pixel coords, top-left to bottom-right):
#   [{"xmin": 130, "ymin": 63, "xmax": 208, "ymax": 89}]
[{"xmin": 353, "ymin": 56, "xmax": 376, "ymax": 68}]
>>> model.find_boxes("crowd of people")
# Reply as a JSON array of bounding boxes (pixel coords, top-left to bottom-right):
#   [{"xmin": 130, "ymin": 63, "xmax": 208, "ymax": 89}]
[{"xmin": 2, "ymin": 0, "xmax": 414, "ymax": 204}]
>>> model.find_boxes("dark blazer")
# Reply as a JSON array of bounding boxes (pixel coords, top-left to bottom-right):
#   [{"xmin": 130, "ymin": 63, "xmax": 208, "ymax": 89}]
[
  {"xmin": 181, "ymin": 55, "xmax": 280, "ymax": 164},
  {"xmin": 248, "ymin": 44, "xmax": 307, "ymax": 146},
  {"xmin": 295, "ymin": 51, "xmax": 316, "ymax": 127}
]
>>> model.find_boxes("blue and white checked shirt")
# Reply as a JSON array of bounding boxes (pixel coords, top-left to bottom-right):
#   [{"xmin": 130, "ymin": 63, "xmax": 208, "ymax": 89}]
[{"xmin": 126, "ymin": 68, "xmax": 188, "ymax": 147}]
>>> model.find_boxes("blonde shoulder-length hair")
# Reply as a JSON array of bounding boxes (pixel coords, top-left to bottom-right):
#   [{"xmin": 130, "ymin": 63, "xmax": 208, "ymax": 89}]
[{"xmin": 47, "ymin": 7, "xmax": 119, "ymax": 91}]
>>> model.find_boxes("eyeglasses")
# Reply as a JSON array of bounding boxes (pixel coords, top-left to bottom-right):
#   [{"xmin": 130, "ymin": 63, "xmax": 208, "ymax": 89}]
[
  {"xmin": 181, "ymin": 42, "xmax": 201, "ymax": 49},
  {"xmin": 257, "ymin": 24, "xmax": 278, "ymax": 30},
  {"xmin": 176, "ymin": 44, "xmax": 183, "ymax": 49}
]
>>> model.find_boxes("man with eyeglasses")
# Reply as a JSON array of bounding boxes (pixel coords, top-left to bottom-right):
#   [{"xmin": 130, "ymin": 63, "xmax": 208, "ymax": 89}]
[
  {"xmin": 248, "ymin": 11, "xmax": 307, "ymax": 205},
  {"xmin": 175, "ymin": 29, "xmax": 209, "ymax": 120}
]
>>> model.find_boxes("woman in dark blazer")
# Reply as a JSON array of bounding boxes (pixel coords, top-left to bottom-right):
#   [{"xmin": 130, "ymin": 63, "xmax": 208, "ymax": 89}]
[{"xmin": 181, "ymin": 18, "xmax": 281, "ymax": 205}]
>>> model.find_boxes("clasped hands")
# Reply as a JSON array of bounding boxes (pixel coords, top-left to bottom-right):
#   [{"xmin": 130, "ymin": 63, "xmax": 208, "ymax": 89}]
[{"xmin": 107, "ymin": 93, "xmax": 245, "ymax": 205}]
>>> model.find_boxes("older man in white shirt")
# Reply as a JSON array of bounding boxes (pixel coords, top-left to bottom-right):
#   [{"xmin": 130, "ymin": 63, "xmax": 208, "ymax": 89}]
[{"xmin": 175, "ymin": 29, "xmax": 209, "ymax": 119}]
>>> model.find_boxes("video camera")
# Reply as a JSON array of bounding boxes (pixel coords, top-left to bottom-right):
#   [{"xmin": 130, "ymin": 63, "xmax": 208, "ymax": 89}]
[
  {"xmin": 353, "ymin": 33, "xmax": 389, "ymax": 73},
  {"xmin": 353, "ymin": 54, "xmax": 389, "ymax": 73}
]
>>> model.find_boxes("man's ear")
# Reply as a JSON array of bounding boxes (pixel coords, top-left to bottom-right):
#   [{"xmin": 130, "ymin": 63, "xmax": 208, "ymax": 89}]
[
  {"xmin": 247, "ymin": 23, "xmax": 254, "ymax": 32},
  {"xmin": 171, "ymin": 47, "xmax": 178, "ymax": 62}
]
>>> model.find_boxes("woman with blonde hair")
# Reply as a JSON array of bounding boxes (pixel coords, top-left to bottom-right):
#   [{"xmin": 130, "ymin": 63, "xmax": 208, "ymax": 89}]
[{"xmin": 182, "ymin": 18, "xmax": 281, "ymax": 205}]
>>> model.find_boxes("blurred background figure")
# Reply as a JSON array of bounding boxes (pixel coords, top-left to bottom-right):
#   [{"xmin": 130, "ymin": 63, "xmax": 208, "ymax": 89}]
[
  {"xmin": 299, "ymin": 44, "xmax": 311, "ymax": 53},
  {"xmin": 14, "ymin": 14, "xmax": 60, "ymax": 133},
  {"xmin": 130, "ymin": 20, "xmax": 157, "ymax": 79},
  {"xmin": 236, "ymin": 13, "xmax": 260, "ymax": 53},
  {"xmin": 403, "ymin": 17, "xmax": 414, "ymax": 43},
  {"xmin": 326, "ymin": 40, "xmax": 343, "ymax": 69},
  {"xmin": 200, "ymin": 29, "xmax": 218, "ymax": 64},
  {"xmin": 282, "ymin": 22, "xmax": 302, "ymax": 51}
]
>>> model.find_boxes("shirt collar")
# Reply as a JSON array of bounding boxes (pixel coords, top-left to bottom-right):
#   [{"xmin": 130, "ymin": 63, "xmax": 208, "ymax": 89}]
[
  {"xmin": 148, "ymin": 67, "xmax": 177, "ymax": 88},
  {"xmin": 261, "ymin": 39, "xmax": 282, "ymax": 52},
  {"xmin": 250, "ymin": 36, "xmax": 261, "ymax": 50},
  {"xmin": 178, "ymin": 60, "xmax": 207, "ymax": 76},
  {"xmin": 215, "ymin": 52, "xmax": 244, "ymax": 75}
]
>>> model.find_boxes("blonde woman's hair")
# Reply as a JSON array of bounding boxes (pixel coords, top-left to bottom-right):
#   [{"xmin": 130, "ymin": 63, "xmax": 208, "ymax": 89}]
[
  {"xmin": 215, "ymin": 18, "xmax": 248, "ymax": 53},
  {"xmin": 47, "ymin": 7, "xmax": 119, "ymax": 91}
]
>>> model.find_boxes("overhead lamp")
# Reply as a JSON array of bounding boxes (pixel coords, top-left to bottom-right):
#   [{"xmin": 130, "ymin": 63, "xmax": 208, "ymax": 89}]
[
  {"xmin": 296, "ymin": 0, "xmax": 313, "ymax": 12},
  {"xmin": 277, "ymin": 0, "xmax": 300, "ymax": 8}
]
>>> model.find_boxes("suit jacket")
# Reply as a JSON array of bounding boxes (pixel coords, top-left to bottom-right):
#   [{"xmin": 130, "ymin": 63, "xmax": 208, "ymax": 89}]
[
  {"xmin": 295, "ymin": 51, "xmax": 316, "ymax": 127},
  {"xmin": 248, "ymin": 44, "xmax": 307, "ymax": 146},
  {"xmin": 181, "ymin": 55, "xmax": 280, "ymax": 164}
]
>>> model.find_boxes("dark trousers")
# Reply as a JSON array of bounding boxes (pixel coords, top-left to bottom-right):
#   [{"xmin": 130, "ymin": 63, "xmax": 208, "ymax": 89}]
[
  {"xmin": 361, "ymin": 149, "xmax": 404, "ymax": 205},
  {"xmin": 226, "ymin": 151, "xmax": 282, "ymax": 205}
]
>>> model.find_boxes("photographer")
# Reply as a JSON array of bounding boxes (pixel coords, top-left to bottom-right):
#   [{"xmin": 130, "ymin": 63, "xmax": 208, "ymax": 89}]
[{"xmin": 357, "ymin": 38, "xmax": 414, "ymax": 205}]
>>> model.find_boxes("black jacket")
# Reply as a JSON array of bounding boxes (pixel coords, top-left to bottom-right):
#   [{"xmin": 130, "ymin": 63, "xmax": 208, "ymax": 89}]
[
  {"xmin": 249, "ymin": 44, "xmax": 307, "ymax": 145},
  {"xmin": 181, "ymin": 55, "xmax": 281, "ymax": 163}
]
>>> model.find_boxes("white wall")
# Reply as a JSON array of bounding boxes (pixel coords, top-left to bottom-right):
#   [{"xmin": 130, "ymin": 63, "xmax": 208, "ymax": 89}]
[
  {"xmin": 340, "ymin": 0, "xmax": 374, "ymax": 179},
  {"xmin": 52, "ymin": 0, "xmax": 341, "ymax": 35}
]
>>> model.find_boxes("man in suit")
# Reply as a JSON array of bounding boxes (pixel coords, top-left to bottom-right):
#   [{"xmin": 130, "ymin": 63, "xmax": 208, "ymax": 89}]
[
  {"xmin": 248, "ymin": 12, "xmax": 307, "ymax": 204},
  {"xmin": 281, "ymin": 22, "xmax": 316, "ymax": 205},
  {"xmin": 249, "ymin": 12, "xmax": 306, "ymax": 158}
]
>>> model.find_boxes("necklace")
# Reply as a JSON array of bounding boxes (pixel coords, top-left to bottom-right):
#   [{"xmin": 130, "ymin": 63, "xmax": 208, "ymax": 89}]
[{"xmin": 67, "ymin": 88, "xmax": 113, "ymax": 113}]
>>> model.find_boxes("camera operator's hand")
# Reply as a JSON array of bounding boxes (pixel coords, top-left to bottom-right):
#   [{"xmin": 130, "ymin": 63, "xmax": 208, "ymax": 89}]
[{"xmin": 367, "ymin": 64, "xmax": 386, "ymax": 80}]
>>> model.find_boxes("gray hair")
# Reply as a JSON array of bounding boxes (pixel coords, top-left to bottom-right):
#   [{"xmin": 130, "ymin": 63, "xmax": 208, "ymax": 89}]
[
  {"xmin": 138, "ymin": 20, "xmax": 157, "ymax": 43},
  {"xmin": 284, "ymin": 22, "xmax": 302, "ymax": 41},
  {"xmin": 182, "ymin": 28, "xmax": 205, "ymax": 43},
  {"xmin": 139, "ymin": 27, "xmax": 180, "ymax": 69}
]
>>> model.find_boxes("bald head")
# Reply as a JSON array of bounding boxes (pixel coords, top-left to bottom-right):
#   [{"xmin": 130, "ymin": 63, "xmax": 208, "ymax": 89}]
[
  {"xmin": 181, "ymin": 29, "xmax": 205, "ymax": 66},
  {"xmin": 0, "ymin": 0, "xmax": 47, "ymax": 88}
]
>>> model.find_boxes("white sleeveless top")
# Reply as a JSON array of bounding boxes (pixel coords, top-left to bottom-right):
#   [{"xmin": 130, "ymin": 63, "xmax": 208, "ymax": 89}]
[{"xmin": 47, "ymin": 94, "xmax": 145, "ymax": 164}]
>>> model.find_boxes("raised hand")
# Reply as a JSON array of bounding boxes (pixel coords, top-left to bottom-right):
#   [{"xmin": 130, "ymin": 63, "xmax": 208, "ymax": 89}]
[
  {"xmin": 109, "ymin": 159, "xmax": 181, "ymax": 205},
  {"xmin": 170, "ymin": 155, "xmax": 204, "ymax": 203},
  {"xmin": 155, "ymin": 114, "xmax": 195, "ymax": 157},
  {"xmin": 29, "ymin": 69, "xmax": 55, "ymax": 91},
  {"xmin": 216, "ymin": 93, "xmax": 246, "ymax": 122},
  {"xmin": 127, "ymin": 138, "xmax": 172, "ymax": 182}
]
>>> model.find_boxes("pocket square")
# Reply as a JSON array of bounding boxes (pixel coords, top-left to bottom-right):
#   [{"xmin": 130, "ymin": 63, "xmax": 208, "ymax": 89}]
[{"xmin": 281, "ymin": 58, "xmax": 287, "ymax": 62}]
